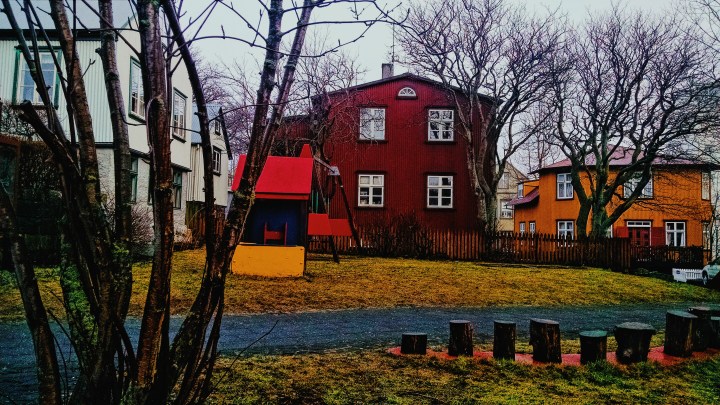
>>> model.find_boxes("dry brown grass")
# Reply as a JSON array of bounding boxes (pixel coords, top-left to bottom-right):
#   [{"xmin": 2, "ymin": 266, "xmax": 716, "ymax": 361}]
[{"xmin": 1, "ymin": 249, "xmax": 718, "ymax": 320}]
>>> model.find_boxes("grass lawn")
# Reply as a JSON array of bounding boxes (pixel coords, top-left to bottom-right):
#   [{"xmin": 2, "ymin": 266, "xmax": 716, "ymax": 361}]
[{"xmin": 1, "ymin": 249, "xmax": 719, "ymax": 320}]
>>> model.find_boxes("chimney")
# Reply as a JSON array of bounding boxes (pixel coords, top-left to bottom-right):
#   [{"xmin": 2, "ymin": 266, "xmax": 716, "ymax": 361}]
[{"xmin": 381, "ymin": 63, "xmax": 394, "ymax": 79}]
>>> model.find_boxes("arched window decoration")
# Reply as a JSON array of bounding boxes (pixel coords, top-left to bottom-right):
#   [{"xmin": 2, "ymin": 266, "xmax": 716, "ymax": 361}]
[{"xmin": 397, "ymin": 87, "xmax": 417, "ymax": 98}]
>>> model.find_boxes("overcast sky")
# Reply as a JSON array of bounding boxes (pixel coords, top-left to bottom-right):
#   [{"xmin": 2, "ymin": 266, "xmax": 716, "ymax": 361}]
[{"xmin": 184, "ymin": 0, "xmax": 682, "ymax": 82}]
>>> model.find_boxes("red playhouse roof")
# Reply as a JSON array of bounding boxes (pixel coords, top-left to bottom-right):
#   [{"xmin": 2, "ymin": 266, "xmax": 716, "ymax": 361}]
[{"xmin": 232, "ymin": 151, "xmax": 313, "ymax": 200}]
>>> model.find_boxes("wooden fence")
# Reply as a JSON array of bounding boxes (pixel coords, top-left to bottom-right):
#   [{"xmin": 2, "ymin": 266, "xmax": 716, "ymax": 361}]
[{"xmin": 309, "ymin": 230, "xmax": 635, "ymax": 270}]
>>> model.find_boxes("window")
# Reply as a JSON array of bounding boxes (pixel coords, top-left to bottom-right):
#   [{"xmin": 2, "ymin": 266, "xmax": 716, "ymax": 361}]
[
  {"xmin": 556, "ymin": 173, "xmax": 573, "ymax": 199},
  {"xmin": 666, "ymin": 221, "xmax": 686, "ymax": 247},
  {"xmin": 17, "ymin": 51, "xmax": 57, "ymax": 105},
  {"xmin": 172, "ymin": 90, "xmax": 187, "ymax": 140},
  {"xmin": 498, "ymin": 173, "xmax": 509, "ymax": 189},
  {"xmin": 428, "ymin": 109, "xmax": 454, "ymax": 141},
  {"xmin": 359, "ymin": 108, "xmax": 385, "ymax": 140},
  {"xmin": 529, "ymin": 222, "xmax": 536, "ymax": 234},
  {"xmin": 702, "ymin": 172, "xmax": 711, "ymax": 200},
  {"xmin": 213, "ymin": 119, "xmax": 222, "ymax": 135},
  {"xmin": 173, "ymin": 170, "xmax": 183, "ymax": 209},
  {"xmin": 623, "ymin": 172, "xmax": 653, "ymax": 199},
  {"xmin": 517, "ymin": 183, "xmax": 524, "ymax": 198},
  {"xmin": 130, "ymin": 157, "xmax": 138, "ymax": 203},
  {"xmin": 358, "ymin": 174, "xmax": 384, "ymax": 207},
  {"xmin": 427, "ymin": 175, "xmax": 453, "ymax": 208},
  {"xmin": 129, "ymin": 59, "xmax": 144, "ymax": 118},
  {"xmin": 500, "ymin": 200, "xmax": 513, "ymax": 218},
  {"xmin": 519, "ymin": 222, "xmax": 526, "ymax": 234},
  {"xmin": 397, "ymin": 87, "xmax": 416, "ymax": 98},
  {"xmin": 212, "ymin": 147, "xmax": 222, "ymax": 175},
  {"xmin": 557, "ymin": 221, "xmax": 574, "ymax": 239},
  {"xmin": 703, "ymin": 222, "xmax": 711, "ymax": 250}
]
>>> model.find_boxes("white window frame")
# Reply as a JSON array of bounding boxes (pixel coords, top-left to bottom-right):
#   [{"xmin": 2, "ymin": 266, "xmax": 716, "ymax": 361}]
[
  {"xmin": 358, "ymin": 174, "xmax": 384, "ymax": 207},
  {"xmin": 397, "ymin": 87, "xmax": 416, "ymax": 98},
  {"xmin": 623, "ymin": 172, "xmax": 653, "ymax": 199},
  {"xmin": 498, "ymin": 173, "xmax": 509, "ymax": 189},
  {"xmin": 172, "ymin": 89, "xmax": 187, "ymax": 140},
  {"xmin": 427, "ymin": 175, "xmax": 453, "ymax": 208},
  {"xmin": 212, "ymin": 147, "xmax": 222, "ymax": 175},
  {"xmin": 702, "ymin": 172, "xmax": 711, "ymax": 200},
  {"xmin": 666, "ymin": 221, "xmax": 686, "ymax": 247},
  {"xmin": 172, "ymin": 170, "xmax": 183, "ymax": 209},
  {"xmin": 427, "ymin": 109, "xmax": 454, "ymax": 141},
  {"xmin": 129, "ymin": 58, "xmax": 145, "ymax": 118},
  {"xmin": 702, "ymin": 222, "xmax": 711, "ymax": 250},
  {"xmin": 529, "ymin": 221, "xmax": 536, "ymax": 234},
  {"xmin": 213, "ymin": 119, "xmax": 222, "ymax": 135},
  {"xmin": 556, "ymin": 173, "xmax": 573, "ymax": 199},
  {"xmin": 557, "ymin": 221, "xmax": 574, "ymax": 239},
  {"xmin": 359, "ymin": 108, "xmax": 386, "ymax": 140},
  {"xmin": 17, "ymin": 51, "xmax": 57, "ymax": 105},
  {"xmin": 519, "ymin": 222, "xmax": 526, "ymax": 234},
  {"xmin": 130, "ymin": 157, "xmax": 138, "ymax": 203},
  {"xmin": 500, "ymin": 200, "xmax": 513, "ymax": 218},
  {"xmin": 517, "ymin": 183, "xmax": 524, "ymax": 198}
]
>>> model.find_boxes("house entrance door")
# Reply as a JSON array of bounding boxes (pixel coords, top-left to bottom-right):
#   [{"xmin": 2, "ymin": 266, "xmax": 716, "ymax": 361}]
[{"xmin": 629, "ymin": 227, "xmax": 650, "ymax": 246}]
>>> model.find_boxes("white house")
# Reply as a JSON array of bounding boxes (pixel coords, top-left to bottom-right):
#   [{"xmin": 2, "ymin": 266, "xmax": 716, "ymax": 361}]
[{"xmin": 0, "ymin": 2, "xmax": 208, "ymax": 242}]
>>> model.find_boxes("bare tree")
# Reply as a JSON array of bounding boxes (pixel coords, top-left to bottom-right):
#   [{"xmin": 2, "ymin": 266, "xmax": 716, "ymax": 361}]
[
  {"xmin": 395, "ymin": 0, "xmax": 565, "ymax": 230},
  {"xmin": 546, "ymin": 7, "xmax": 720, "ymax": 239},
  {"xmin": 0, "ymin": 0, "xmax": 393, "ymax": 403}
]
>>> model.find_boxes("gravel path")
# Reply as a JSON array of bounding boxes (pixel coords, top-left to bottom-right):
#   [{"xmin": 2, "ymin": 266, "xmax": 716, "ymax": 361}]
[{"xmin": 1, "ymin": 302, "xmax": 717, "ymax": 403}]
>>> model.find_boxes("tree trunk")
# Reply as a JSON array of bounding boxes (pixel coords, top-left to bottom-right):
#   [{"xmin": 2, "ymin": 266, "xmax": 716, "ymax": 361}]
[
  {"xmin": 448, "ymin": 320, "xmax": 474, "ymax": 356},
  {"xmin": 529, "ymin": 318, "xmax": 561, "ymax": 363},
  {"xmin": 688, "ymin": 306, "xmax": 712, "ymax": 351},
  {"xmin": 579, "ymin": 330, "xmax": 607, "ymax": 364},
  {"xmin": 493, "ymin": 320, "xmax": 516, "ymax": 360},
  {"xmin": 401, "ymin": 333, "xmax": 428, "ymax": 355},
  {"xmin": 664, "ymin": 310, "xmax": 697, "ymax": 357},
  {"xmin": 614, "ymin": 322, "xmax": 655, "ymax": 364}
]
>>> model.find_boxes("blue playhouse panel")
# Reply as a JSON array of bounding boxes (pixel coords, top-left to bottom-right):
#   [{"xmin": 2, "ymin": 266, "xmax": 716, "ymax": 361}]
[{"xmin": 245, "ymin": 199, "xmax": 305, "ymax": 246}]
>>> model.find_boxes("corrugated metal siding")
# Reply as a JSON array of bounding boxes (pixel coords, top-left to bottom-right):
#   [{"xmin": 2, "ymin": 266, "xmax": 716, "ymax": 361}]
[{"xmin": 315, "ymin": 78, "xmax": 489, "ymax": 231}]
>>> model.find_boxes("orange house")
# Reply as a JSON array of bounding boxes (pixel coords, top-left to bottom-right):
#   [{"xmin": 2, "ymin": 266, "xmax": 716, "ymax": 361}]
[{"xmin": 510, "ymin": 152, "xmax": 715, "ymax": 248}]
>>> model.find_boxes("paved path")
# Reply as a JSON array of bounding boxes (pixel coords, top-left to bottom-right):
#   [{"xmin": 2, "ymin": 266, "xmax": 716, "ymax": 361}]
[{"xmin": 1, "ymin": 302, "xmax": 716, "ymax": 403}]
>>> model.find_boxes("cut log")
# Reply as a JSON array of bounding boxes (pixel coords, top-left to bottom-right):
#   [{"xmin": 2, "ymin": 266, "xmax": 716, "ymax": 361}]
[
  {"xmin": 688, "ymin": 306, "xmax": 712, "ymax": 351},
  {"xmin": 614, "ymin": 322, "xmax": 656, "ymax": 364},
  {"xmin": 529, "ymin": 318, "xmax": 561, "ymax": 363},
  {"xmin": 448, "ymin": 320, "xmax": 473, "ymax": 356},
  {"xmin": 401, "ymin": 332, "xmax": 427, "ymax": 355},
  {"xmin": 664, "ymin": 310, "xmax": 697, "ymax": 357},
  {"xmin": 710, "ymin": 317, "xmax": 720, "ymax": 349},
  {"xmin": 579, "ymin": 330, "xmax": 607, "ymax": 364},
  {"xmin": 493, "ymin": 320, "xmax": 516, "ymax": 360}
]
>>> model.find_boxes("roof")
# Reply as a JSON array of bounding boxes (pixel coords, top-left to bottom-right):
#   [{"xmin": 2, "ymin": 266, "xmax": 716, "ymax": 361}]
[
  {"xmin": 508, "ymin": 187, "xmax": 539, "ymax": 206},
  {"xmin": 231, "ymin": 154, "xmax": 313, "ymax": 200},
  {"xmin": 0, "ymin": 1, "xmax": 135, "ymax": 32},
  {"xmin": 537, "ymin": 146, "xmax": 718, "ymax": 173},
  {"xmin": 320, "ymin": 72, "xmax": 496, "ymax": 105}
]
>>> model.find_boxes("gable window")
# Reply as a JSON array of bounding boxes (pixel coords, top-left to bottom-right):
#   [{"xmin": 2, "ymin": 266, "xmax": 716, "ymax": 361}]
[
  {"xmin": 623, "ymin": 172, "xmax": 653, "ymax": 199},
  {"xmin": 500, "ymin": 200, "xmax": 513, "ymax": 218},
  {"xmin": 557, "ymin": 220, "xmax": 574, "ymax": 239},
  {"xmin": 212, "ymin": 147, "xmax": 222, "ymax": 175},
  {"xmin": 130, "ymin": 157, "xmax": 138, "ymax": 203},
  {"xmin": 529, "ymin": 221, "xmax": 536, "ymax": 234},
  {"xmin": 517, "ymin": 183, "xmax": 524, "ymax": 198},
  {"xmin": 129, "ymin": 59, "xmax": 144, "ymax": 118},
  {"xmin": 666, "ymin": 221, "xmax": 686, "ymax": 247},
  {"xmin": 498, "ymin": 173, "xmax": 509, "ymax": 189},
  {"xmin": 172, "ymin": 90, "xmax": 187, "ymax": 140},
  {"xmin": 702, "ymin": 222, "xmax": 711, "ymax": 250},
  {"xmin": 359, "ymin": 108, "xmax": 385, "ymax": 140},
  {"xmin": 428, "ymin": 109, "xmax": 454, "ymax": 141},
  {"xmin": 702, "ymin": 172, "xmax": 711, "ymax": 200},
  {"xmin": 172, "ymin": 170, "xmax": 183, "ymax": 209},
  {"xmin": 427, "ymin": 175, "xmax": 453, "ymax": 208},
  {"xmin": 397, "ymin": 87, "xmax": 416, "ymax": 98},
  {"xmin": 213, "ymin": 119, "xmax": 222, "ymax": 135},
  {"xmin": 556, "ymin": 173, "xmax": 573, "ymax": 199},
  {"xmin": 358, "ymin": 174, "xmax": 384, "ymax": 207},
  {"xmin": 16, "ymin": 51, "xmax": 57, "ymax": 105}
]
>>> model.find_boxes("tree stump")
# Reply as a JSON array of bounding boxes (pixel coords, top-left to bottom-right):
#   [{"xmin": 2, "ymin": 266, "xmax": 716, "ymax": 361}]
[
  {"xmin": 400, "ymin": 332, "xmax": 427, "ymax": 355},
  {"xmin": 529, "ymin": 318, "xmax": 561, "ymax": 363},
  {"xmin": 493, "ymin": 320, "xmax": 516, "ymax": 360},
  {"xmin": 614, "ymin": 322, "xmax": 655, "ymax": 364},
  {"xmin": 688, "ymin": 306, "xmax": 712, "ymax": 351},
  {"xmin": 448, "ymin": 320, "xmax": 473, "ymax": 356},
  {"xmin": 664, "ymin": 310, "xmax": 697, "ymax": 357},
  {"xmin": 710, "ymin": 317, "xmax": 720, "ymax": 349},
  {"xmin": 579, "ymin": 330, "xmax": 607, "ymax": 364}
]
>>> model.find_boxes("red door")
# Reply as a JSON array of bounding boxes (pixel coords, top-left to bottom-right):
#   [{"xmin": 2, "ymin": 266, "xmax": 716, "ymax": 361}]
[{"xmin": 629, "ymin": 227, "xmax": 650, "ymax": 246}]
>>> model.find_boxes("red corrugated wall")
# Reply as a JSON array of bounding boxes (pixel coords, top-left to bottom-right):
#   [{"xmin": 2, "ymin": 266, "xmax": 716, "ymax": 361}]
[{"xmin": 285, "ymin": 76, "xmax": 491, "ymax": 231}]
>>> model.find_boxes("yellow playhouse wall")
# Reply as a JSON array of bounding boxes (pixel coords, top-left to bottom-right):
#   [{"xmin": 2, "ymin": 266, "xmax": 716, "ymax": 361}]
[{"xmin": 231, "ymin": 244, "xmax": 305, "ymax": 277}]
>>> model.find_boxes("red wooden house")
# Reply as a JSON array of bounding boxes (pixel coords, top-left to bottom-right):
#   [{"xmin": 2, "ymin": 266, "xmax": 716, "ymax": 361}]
[{"xmin": 280, "ymin": 67, "xmax": 493, "ymax": 231}]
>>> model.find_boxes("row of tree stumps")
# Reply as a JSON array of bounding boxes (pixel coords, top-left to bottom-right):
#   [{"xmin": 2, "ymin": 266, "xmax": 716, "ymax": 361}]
[{"xmin": 400, "ymin": 308, "xmax": 720, "ymax": 365}]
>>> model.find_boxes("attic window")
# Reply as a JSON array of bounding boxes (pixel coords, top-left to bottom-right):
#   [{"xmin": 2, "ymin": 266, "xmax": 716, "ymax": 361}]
[{"xmin": 397, "ymin": 87, "xmax": 417, "ymax": 98}]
